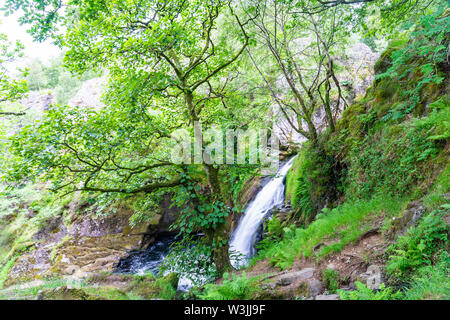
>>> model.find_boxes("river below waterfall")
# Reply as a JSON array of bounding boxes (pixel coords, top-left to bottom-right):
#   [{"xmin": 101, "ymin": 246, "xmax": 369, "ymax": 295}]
[{"xmin": 229, "ymin": 157, "xmax": 295, "ymax": 267}]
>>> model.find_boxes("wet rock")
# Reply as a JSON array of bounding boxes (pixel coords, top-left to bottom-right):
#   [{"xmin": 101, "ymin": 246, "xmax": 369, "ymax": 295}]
[
  {"xmin": 308, "ymin": 279, "xmax": 323, "ymax": 297},
  {"xmin": 236, "ymin": 176, "xmax": 262, "ymax": 209},
  {"xmin": 315, "ymin": 294, "xmax": 340, "ymax": 300},
  {"xmin": 141, "ymin": 194, "xmax": 182, "ymax": 248}
]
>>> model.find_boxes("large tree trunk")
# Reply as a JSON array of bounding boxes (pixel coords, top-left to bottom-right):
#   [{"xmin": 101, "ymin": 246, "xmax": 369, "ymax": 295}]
[{"xmin": 204, "ymin": 163, "xmax": 234, "ymax": 274}]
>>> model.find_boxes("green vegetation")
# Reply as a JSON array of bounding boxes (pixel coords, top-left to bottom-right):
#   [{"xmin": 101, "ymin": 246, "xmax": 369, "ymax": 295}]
[
  {"xmin": 198, "ymin": 272, "xmax": 262, "ymax": 300},
  {"xmin": 246, "ymin": 4, "xmax": 449, "ymax": 300},
  {"xmin": 25, "ymin": 56, "xmax": 99, "ymax": 104},
  {"xmin": 401, "ymin": 253, "xmax": 450, "ymax": 300},
  {"xmin": 125, "ymin": 273, "xmax": 178, "ymax": 300},
  {"xmin": 338, "ymin": 282, "xmax": 403, "ymax": 300},
  {"xmin": 386, "ymin": 208, "xmax": 448, "ymax": 280},
  {"xmin": 255, "ymin": 195, "xmax": 409, "ymax": 269},
  {"xmin": 321, "ymin": 268, "xmax": 344, "ymax": 294},
  {"xmin": 0, "ymin": 0, "xmax": 448, "ymax": 301},
  {"xmin": 0, "ymin": 272, "xmax": 178, "ymax": 300},
  {"xmin": 0, "ymin": 28, "xmax": 27, "ymax": 114}
]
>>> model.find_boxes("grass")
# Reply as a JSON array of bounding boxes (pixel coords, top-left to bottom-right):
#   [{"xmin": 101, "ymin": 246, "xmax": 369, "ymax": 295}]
[
  {"xmin": 253, "ymin": 195, "xmax": 409, "ymax": 269},
  {"xmin": 0, "ymin": 255, "xmax": 19, "ymax": 289},
  {"xmin": 0, "ymin": 273, "xmax": 175, "ymax": 300},
  {"xmin": 423, "ymin": 164, "xmax": 450, "ymax": 210},
  {"xmin": 337, "ymin": 253, "xmax": 450, "ymax": 300},
  {"xmin": 0, "ymin": 278, "xmax": 79, "ymax": 299}
]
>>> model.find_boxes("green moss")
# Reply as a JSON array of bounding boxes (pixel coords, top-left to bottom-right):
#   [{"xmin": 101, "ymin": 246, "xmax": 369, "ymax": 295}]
[
  {"xmin": 126, "ymin": 273, "xmax": 178, "ymax": 300},
  {"xmin": 373, "ymin": 39, "xmax": 408, "ymax": 75},
  {"xmin": 0, "ymin": 255, "xmax": 19, "ymax": 289},
  {"xmin": 285, "ymin": 153, "xmax": 303, "ymax": 203},
  {"xmin": 254, "ymin": 195, "xmax": 409, "ymax": 269},
  {"xmin": 335, "ymin": 102, "xmax": 366, "ymax": 135}
]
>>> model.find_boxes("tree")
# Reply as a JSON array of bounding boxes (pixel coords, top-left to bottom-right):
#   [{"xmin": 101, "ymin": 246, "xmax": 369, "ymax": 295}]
[
  {"xmin": 239, "ymin": 0, "xmax": 353, "ymax": 147},
  {"xmin": 6, "ymin": 0, "xmax": 259, "ymax": 274},
  {"xmin": 26, "ymin": 59, "xmax": 48, "ymax": 91}
]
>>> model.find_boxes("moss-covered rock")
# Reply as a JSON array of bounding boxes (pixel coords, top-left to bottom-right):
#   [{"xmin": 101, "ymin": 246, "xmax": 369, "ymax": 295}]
[
  {"xmin": 36, "ymin": 285, "xmax": 102, "ymax": 300},
  {"xmin": 373, "ymin": 39, "xmax": 408, "ymax": 75}
]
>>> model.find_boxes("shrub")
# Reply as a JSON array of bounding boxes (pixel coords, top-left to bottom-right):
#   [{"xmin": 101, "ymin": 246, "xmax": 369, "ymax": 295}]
[
  {"xmin": 321, "ymin": 268, "xmax": 343, "ymax": 294},
  {"xmin": 402, "ymin": 252, "xmax": 450, "ymax": 300},
  {"xmin": 338, "ymin": 281, "xmax": 402, "ymax": 300}
]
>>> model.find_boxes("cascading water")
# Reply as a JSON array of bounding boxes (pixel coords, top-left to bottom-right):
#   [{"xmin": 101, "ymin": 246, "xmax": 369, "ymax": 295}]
[
  {"xmin": 114, "ymin": 157, "xmax": 296, "ymax": 290},
  {"xmin": 229, "ymin": 157, "xmax": 295, "ymax": 267}
]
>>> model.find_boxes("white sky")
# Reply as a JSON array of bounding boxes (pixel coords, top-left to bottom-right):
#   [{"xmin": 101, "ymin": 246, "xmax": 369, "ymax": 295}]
[{"xmin": 0, "ymin": 0, "xmax": 61, "ymax": 68}]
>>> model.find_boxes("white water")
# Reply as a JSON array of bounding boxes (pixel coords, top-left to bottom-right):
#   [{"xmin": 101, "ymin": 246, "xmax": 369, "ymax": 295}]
[{"xmin": 229, "ymin": 157, "xmax": 295, "ymax": 267}]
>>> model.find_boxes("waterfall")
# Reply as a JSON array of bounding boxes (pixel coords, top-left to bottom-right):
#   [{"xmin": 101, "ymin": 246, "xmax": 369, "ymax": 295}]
[{"xmin": 229, "ymin": 157, "xmax": 296, "ymax": 267}]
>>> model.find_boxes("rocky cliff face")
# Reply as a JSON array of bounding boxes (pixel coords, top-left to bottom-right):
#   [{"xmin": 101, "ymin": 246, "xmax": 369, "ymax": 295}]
[
  {"xmin": 4, "ymin": 196, "xmax": 180, "ymax": 286},
  {"xmin": 17, "ymin": 76, "xmax": 106, "ymax": 116}
]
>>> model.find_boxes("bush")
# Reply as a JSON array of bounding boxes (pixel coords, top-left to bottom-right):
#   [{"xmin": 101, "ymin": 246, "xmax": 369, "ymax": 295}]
[
  {"xmin": 321, "ymin": 268, "xmax": 343, "ymax": 294},
  {"xmin": 338, "ymin": 281, "xmax": 402, "ymax": 300},
  {"xmin": 402, "ymin": 252, "xmax": 450, "ymax": 300}
]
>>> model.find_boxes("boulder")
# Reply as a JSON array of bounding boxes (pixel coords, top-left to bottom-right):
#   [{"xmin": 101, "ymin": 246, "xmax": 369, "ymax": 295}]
[{"xmin": 388, "ymin": 201, "xmax": 426, "ymax": 240}]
